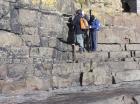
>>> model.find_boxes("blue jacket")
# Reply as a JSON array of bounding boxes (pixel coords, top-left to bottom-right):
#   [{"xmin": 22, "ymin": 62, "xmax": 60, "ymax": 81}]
[{"xmin": 90, "ymin": 19, "xmax": 101, "ymax": 31}]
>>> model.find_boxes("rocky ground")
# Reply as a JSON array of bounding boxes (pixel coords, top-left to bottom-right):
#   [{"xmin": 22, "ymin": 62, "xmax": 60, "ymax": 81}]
[{"xmin": 0, "ymin": 81, "xmax": 140, "ymax": 104}]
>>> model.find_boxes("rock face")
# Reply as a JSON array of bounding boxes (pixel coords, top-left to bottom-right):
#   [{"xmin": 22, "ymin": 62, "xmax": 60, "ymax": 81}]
[{"xmin": 0, "ymin": 0, "xmax": 140, "ymax": 104}]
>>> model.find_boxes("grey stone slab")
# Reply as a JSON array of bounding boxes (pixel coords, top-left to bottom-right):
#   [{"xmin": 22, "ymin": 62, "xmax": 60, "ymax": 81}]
[
  {"xmin": 115, "ymin": 70, "xmax": 140, "ymax": 83},
  {"xmin": 76, "ymin": 52, "xmax": 109, "ymax": 62},
  {"xmin": 126, "ymin": 44, "xmax": 140, "ymax": 51},
  {"xmin": 21, "ymin": 35, "xmax": 40, "ymax": 46},
  {"xmin": 8, "ymin": 46, "xmax": 29, "ymax": 58},
  {"xmin": 40, "ymin": 13, "xmax": 64, "ymax": 37},
  {"xmin": 97, "ymin": 44, "xmax": 124, "ymax": 51},
  {"xmin": 29, "ymin": 47, "xmax": 55, "ymax": 59},
  {"xmin": 19, "ymin": 9, "xmax": 38, "ymax": 27},
  {"xmin": 135, "ymin": 51, "xmax": 140, "ymax": 57},
  {"xmin": 110, "ymin": 51, "xmax": 131, "ymax": 58}
]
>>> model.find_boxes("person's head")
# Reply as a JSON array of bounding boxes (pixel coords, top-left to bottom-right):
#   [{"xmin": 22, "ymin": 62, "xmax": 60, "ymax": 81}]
[
  {"xmin": 76, "ymin": 9, "xmax": 82, "ymax": 16},
  {"xmin": 91, "ymin": 15, "xmax": 95, "ymax": 21}
]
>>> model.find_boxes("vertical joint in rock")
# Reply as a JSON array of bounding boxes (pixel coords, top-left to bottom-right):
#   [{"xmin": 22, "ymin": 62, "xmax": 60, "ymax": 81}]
[
  {"xmin": 112, "ymin": 76, "xmax": 116, "ymax": 84},
  {"xmin": 79, "ymin": 72, "xmax": 83, "ymax": 86},
  {"xmin": 108, "ymin": 52, "xmax": 110, "ymax": 58}
]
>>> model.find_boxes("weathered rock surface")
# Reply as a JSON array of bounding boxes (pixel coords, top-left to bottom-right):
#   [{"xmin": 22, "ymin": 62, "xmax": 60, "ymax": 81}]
[{"xmin": 0, "ymin": 81, "xmax": 139, "ymax": 104}]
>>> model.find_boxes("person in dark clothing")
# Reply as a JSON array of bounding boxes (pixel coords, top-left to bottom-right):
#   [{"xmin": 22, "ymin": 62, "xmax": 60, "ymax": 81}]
[
  {"xmin": 89, "ymin": 15, "xmax": 101, "ymax": 51},
  {"xmin": 67, "ymin": 16, "xmax": 75, "ymax": 44},
  {"xmin": 72, "ymin": 9, "xmax": 85, "ymax": 53}
]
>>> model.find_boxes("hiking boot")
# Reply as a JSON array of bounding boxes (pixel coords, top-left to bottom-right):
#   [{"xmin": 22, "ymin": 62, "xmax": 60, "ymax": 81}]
[
  {"xmin": 83, "ymin": 48, "xmax": 86, "ymax": 52},
  {"xmin": 79, "ymin": 48, "xmax": 83, "ymax": 54}
]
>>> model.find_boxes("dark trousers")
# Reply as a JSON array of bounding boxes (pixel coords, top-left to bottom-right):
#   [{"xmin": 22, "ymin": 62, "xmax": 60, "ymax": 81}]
[
  {"xmin": 90, "ymin": 29, "xmax": 97, "ymax": 51},
  {"xmin": 83, "ymin": 30, "xmax": 90, "ymax": 51}
]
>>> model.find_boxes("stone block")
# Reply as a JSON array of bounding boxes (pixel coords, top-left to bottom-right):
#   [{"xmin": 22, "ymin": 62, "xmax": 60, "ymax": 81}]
[
  {"xmin": 7, "ymin": 64, "xmax": 28, "ymax": 79},
  {"xmin": 78, "ymin": 62, "xmax": 112, "ymax": 86},
  {"xmin": 22, "ymin": 27, "xmax": 38, "ymax": 35},
  {"xmin": 19, "ymin": 58, "xmax": 33, "ymax": 64},
  {"xmin": 0, "ymin": 17, "xmax": 10, "ymax": 30},
  {"xmin": 98, "ymin": 28, "xmax": 130, "ymax": 44},
  {"xmin": 12, "ymin": 58, "xmax": 33, "ymax": 64},
  {"xmin": 29, "ymin": 47, "xmax": 55, "ymax": 58},
  {"xmin": 135, "ymin": 51, "xmax": 140, "ymax": 57},
  {"xmin": 126, "ymin": 44, "xmax": 140, "ymax": 51},
  {"xmin": 52, "ymin": 63, "xmax": 84, "ymax": 75},
  {"xmin": 115, "ymin": 70, "xmax": 140, "ymax": 83},
  {"xmin": 124, "ymin": 57, "xmax": 135, "ymax": 62},
  {"xmin": 10, "ymin": 6, "xmax": 22, "ymax": 34},
  {"xmin": 8, "ymin": 46, "xmax": 29, "ymax": 58},
  {"xmin": 0, "ymin": 58, "xmax": 12, "ymax": 64},
  {"xmin": 97, "ymin": 44, "xmax": 123, "ymax": 51},
  {"xmin": 130, "ymin": 32, "xmax": 140, "ymax": 43},
  {"xmin": 110, "ymin": 51, "xmax": 131, "ymax": 59},
  {"xmin": 0, "ymin": 65, "xmax": 8, "ymax": 80},
  {"xmin": 40, "ymin": 14, "xmax": 64, "ymax": 37},
  {"xmin": 0, "ymin": 1, "xmax": 10, "ymax": 21},
  {"xmin": 43, "ymin": 63, "xmax": 53, "ymax": 75},
  {"xmin": 107, "ymin": 62, "xmax": 140, "ymax": 73},
  {"xmin": 76, "ymin": 52, "xmax": 108, "ymax": 62},
  {"xmin": 29, "ymin": 47, "xmax": 39, "ymax": 58},
  {"xmin": 39, "ymin": 47, "xmax": 54, "ymax": 58},
  {"xmin": 2, "ymin": 80, "xmax": 26, "ymax": 94},
  {"xmin": 113, "ymin": 15, "xmax": 125, "ymax": 26},
  {"xmin": 40, "ymin": 36, "xmax": 49, "ymax": 47},
  {"xmin": 82, "ymin": 72, "xmax": 94, "ymax": 86},
  {"xmin": 40, "ymin": 0, "xmax": 57, "ymax": 10},
  {"xmin": 52, "ymin": 73, "xmax": 80, "ymax": 88},
  {"xmin": 18, "ymin": 0, "xmax": 40, "ymax": 8},
  {"xmin": 0, "ymin": 48, "xmax": 9, "ymax": 58},
  {"xmin": 19, "ymin": 9, "xmax": 38, "ymax": 26},
  {"xmin": 92, "ymin": 64, "xmax": 112, "ymax": 85},
  {"xmin": 55, "ymin": 0, "xmax": 76, "ymax": 14},
  {"xmin": 48, "ymin": 37, "xmax": 57, "ymax": 47},
  {"xmin": 21, "ymin": 35, "xmax": 40, "ymax": 46},
  {"xmin": 26, "ymin": 76, "xmax": 51, "ymax": 91},
  {"xmin": 0, "ymin": 31, "xmax": 24, "ymax": 47}
]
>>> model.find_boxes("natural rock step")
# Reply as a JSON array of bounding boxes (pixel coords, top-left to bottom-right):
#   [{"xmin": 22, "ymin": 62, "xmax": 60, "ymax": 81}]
[
  {"xmin": 76, "ymin": 51, "xmax": 132, "ymax": 62},
  {"xmin": 51, "ymin": 61, "xmax": 140, "ymax": 87},
  {"xmin": 52, "ymin": 61, "xmax": 140, "ymax": 74},
  {"xmin": 0, "ymin": 61, "xmax": 139, "ymax": 92}
]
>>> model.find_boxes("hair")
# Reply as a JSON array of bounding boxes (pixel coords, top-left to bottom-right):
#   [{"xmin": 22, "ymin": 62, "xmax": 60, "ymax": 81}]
[
  {"xmin": 91, "ymin": 15, "xmax": 95, "ymax": 21},
  {"xmin": 76, "ymin": 9, "xmax": 82, "ymax": 15}
]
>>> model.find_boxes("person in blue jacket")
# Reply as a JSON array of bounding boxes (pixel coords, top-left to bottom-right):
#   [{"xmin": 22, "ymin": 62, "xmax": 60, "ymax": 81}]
[{"xmin": 89, "ymin": 15, "xmax": 101, "ymax": 51}]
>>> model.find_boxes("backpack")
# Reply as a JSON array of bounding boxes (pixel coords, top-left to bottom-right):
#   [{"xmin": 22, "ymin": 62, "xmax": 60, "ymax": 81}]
[
  {"xmin": 80, "ymin": 18, "xmax": 89, "ymax": 30},
  {"xmin": 91, "ymin": 19, "xmax": 101, "ymax": 31}
]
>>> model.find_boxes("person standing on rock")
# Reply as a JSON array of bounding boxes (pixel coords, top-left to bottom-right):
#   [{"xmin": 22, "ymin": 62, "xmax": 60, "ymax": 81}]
[
  {"xmin": 72, "ymin": 9, "xmax": 85, "ymax": 53},
  {"xmin": 89, "ymin": 15, "xmax": 101, "ymax": 51},
  {"xmin": 83, "ymin": 13, "xmax": 90, "ymax": 51}
]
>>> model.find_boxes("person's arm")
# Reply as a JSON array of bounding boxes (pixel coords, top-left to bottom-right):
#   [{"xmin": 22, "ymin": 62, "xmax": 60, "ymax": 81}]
[{"xmin": 72, "ymin": 15, "xmax": 77, "ymax": 26}]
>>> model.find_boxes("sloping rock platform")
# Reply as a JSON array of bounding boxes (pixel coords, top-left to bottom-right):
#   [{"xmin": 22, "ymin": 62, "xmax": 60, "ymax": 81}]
[{"xmin": 0, "ymin": 81, "xmax": 140, "ymax": 104}]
